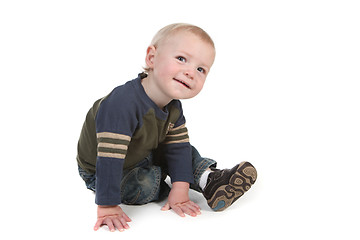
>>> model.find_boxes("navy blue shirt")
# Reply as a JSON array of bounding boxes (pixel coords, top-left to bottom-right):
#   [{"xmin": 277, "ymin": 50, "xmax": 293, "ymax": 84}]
[{"xmin": 77, "ymin": 73, "xmax": 194, "ymax": 205}]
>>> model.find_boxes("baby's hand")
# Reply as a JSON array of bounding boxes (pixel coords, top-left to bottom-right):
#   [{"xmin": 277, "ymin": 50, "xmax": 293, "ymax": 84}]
[
  {"xmin": 94, "ymin": 205, "xmax": 132, "ymax": 232},
  {"xmin": 161, "ymin": 182, "xmax": 201, "ymax": 217}
]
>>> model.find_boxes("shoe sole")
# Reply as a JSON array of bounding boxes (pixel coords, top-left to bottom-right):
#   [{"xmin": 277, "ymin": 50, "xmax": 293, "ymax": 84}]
[{"xmin": 207, "ymin": 161, "xmax": 257, "ymax": 211}]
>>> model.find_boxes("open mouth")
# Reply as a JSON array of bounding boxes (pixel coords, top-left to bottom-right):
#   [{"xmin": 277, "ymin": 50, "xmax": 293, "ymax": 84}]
[{"xmin": 174, "ymin": 78, "xmax": 191, "ymax": 89}]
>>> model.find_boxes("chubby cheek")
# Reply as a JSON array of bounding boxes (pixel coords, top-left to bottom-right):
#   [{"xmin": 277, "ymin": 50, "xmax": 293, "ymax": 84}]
[
  {"xmin": 156, "ymin": 64, "xmax": 177, "ymax": 83},
  {"xmin": 192, "ymin": 81, "xmax": 205, "ymax": 97},
  {"xmin": 164, "ymin": 62, "xmax": 179, "ymax": 76},
  {"xmin": 197, "ymin": 79, "xmax": 206, "ymax": 91}
]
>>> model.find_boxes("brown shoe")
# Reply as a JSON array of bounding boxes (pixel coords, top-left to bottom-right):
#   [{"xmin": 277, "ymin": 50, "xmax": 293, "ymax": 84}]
[{"xmin": 202, "ymin": 161, "xmax": 257, "ymax": 211}]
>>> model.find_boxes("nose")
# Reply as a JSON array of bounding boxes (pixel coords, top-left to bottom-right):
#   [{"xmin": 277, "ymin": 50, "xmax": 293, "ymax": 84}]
[{"xmin": 184, "ymin": 68, "xmax": 194, "ymax": 80}]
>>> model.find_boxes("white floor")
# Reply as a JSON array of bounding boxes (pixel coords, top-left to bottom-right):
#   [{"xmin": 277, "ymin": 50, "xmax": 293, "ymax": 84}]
[{"xmin": 3, "ymin": 147, "xmax": 359, "ymax": 239}]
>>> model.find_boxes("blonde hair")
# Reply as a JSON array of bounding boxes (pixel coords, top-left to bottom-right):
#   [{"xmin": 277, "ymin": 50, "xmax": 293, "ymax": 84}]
[{"xmin": 144, "ymin": 23, "xmax": 215, "ymax": 72}]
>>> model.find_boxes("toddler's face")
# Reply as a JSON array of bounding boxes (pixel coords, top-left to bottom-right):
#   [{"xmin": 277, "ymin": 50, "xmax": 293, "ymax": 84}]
[{"xmin": 147, "ymin": 31, "xmax": 215, "ymax": 100}]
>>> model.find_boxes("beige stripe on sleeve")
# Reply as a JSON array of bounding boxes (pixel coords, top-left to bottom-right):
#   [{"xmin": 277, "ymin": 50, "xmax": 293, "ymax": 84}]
[
  {"xmin": 96, "ymin": 132, "xmax": 131, "ymax": 141},
  {"xmin": 98, "ymin": 142, "xmax": 128, "ymax": 150},
  {"xmin": 98, "ymin": 152, "xmax": 126, "ymax": 159}
]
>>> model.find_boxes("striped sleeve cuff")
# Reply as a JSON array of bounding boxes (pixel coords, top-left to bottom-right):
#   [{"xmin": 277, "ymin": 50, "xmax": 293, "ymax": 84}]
[
  {"xmin": 96, "ymin": 132, "xmax": 131, "ymax": 159},
  {"xmin": 164, "ymin": 123, "xmax": 189, "ymax": 144}
]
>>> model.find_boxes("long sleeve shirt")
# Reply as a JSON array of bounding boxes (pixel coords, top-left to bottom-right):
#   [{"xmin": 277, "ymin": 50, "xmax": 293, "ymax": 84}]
[{"xmin": 77, "ymin": 73, "xmax": 194, "ymax": 205}]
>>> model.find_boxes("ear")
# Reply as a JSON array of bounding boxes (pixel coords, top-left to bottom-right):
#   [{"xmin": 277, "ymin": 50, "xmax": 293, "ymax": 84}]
[{"xmin": 145, "ymin": 46, "xmax": 156, "ymax": 69}]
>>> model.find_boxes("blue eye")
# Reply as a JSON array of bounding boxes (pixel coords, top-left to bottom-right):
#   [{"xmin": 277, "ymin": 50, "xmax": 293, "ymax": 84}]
[
  {"xmin": 197, "ymin": 67, "xmax": 205, "ymax": 73},
  {"xmin": 177, "ymin": 56, "xmax": 186, "ymax": 62}
]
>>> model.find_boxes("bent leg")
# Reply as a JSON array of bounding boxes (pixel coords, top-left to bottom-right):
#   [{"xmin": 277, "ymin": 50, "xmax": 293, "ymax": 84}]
[
  {"xmin": 120, "ymin": 164, "xmax": 170, "ymax": 205},
  {"xmin": 78, "ymin": 165, "xmax": 96, "ymax": 192},
  {"xmin": 190, "ymin": 146, "xmax": 217, "ymax": 192}
]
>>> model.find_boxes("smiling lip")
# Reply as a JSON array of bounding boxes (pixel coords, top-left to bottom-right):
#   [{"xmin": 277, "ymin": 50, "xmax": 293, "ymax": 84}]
[{"xmin": 174, "ymin": 78, "xmax": 191, "ymax": 89}]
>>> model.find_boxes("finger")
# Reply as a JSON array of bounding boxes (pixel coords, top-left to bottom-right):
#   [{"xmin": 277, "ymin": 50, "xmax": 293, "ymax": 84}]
[
  {"xmin": 184, "ymin": 205, "xmax": 199, "ymax": 216},
  {"xmin": 188, "ymin": 201, "xmax": 201, "ymax": 214},
  {"xmin": 189, "ymin": 201, "xmax": 201, "ymax": 211},
  {"xmin": 120, "ymin": 217, "xmax": 130, "ymax": 229},
  {"xmin": 104, "ymin": 218, "xmax": 115, "ymax": 232},
  {"xmin": 179, "ymin": 204, "xmax": 197, "ymax": 217},
  {"xmin": 161, "ymin": 202, "xmax": 170, "ymax": 211},
  {"xmin": 113, "ymin": 218, "xmax": 125, "ymax": 232},
  {"xmin": 122, "ymin": 213, "xmax": 132, "ymax": 222},
  {"xmin": 172, "ymin": 205, "xmax": 185, "ymax": 217},
  {"xmin": 94, "ymin": 218, "xmax": 104, "ymax": 231}
]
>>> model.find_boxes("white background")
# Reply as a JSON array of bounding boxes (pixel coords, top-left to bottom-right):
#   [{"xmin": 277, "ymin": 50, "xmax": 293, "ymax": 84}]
[{"xmin": 1, "ymin": 0, "xmax": 359, "ymax": 239}]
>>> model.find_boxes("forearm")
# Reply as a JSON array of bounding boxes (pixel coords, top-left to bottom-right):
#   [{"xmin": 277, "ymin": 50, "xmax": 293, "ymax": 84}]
[
  {"xmin": 95, "ymin": 157, "xmax": 124, "ymax": 205},
  {"xmin": 164, "ymin": 143, "xmax": 194, "ymax": 184},
  {"xmin": 172, "ymin": 181, "xmax": 190, "ymax": 190}
]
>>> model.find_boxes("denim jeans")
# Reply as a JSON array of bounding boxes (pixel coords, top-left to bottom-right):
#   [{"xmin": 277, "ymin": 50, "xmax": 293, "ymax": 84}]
[{"xmin": 78, "ymin": 145, "xmax": 216, "ymax": 205}]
